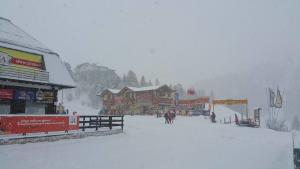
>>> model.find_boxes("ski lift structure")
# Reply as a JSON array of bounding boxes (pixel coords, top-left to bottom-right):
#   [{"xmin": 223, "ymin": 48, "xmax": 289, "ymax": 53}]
[{"xmin": 212, "ymin": 99, "xmax": 260, "ymax": 127}]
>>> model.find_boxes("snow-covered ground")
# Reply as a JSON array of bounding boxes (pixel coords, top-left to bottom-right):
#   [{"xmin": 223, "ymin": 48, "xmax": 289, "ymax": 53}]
[{"xmin": 0, "ymin": 116, "xmax": 293, "ymax": 169}]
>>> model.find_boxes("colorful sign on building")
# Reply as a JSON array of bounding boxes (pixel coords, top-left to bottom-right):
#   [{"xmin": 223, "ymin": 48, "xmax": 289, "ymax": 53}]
[
  {"xmin": 213, "ymin": 99, "xmax": 248, "ymax": 105},
  {"xmin": 15, "ymin": 90, "xmax": 35, "ymax": 100},
  {"xmin": 0, "ymin": 47, "xmax": 44, "ymax": 70},
  {"xmin": 0, "ymin": 89, "xmax": 13, "ymax": 99},
  {"xmin": 35, "ymin": 90, "xmax": 54, "ymax": 103}
]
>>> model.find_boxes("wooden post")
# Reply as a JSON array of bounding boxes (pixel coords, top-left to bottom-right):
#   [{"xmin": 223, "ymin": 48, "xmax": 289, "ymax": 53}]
[
  {"xmin": 96, "ymin": 116, "xmax": 99, "ymax": 131},
  {"xmin": 82, "ymin": 116, "xmax": 85, "ymax": 131},
  {"xmin": 121, "ymin": 116, "xmax": 124, "ymax": 130},
  {"xmin": 109, "ymin": 116, "xmax": 112, "ymax": 130},
  {"xmin": 100, "ymin": 116, "xmax": 102, "ymax": 128}
]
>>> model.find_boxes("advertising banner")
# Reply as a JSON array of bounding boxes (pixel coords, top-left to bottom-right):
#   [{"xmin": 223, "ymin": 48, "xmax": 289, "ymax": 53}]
[
  {"xmin": 0, "ymin": 47, "xmax": 43, "ymax": 70},
  {"xmin": 213, "ymin": 99, "xmax": 248, "ymax": 105},
  {"xmin": 0, "ymin": 89, "xmax": 13, "ymax": 99},
  {"xmin": 15, "ymin": 90, "xmax": 35, "ymax": 100},
  {"xmin": 36, "ymin": 91, "xmax": 54, "ymax": 103},
  {"xmin": 0, "ymin": 116, "xmax": 79, "ymax": 134}
]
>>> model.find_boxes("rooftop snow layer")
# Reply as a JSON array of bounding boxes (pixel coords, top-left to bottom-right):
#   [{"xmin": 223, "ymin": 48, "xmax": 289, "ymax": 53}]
[
  {"xmin": 127, "ymin": 85, "xmax": 163, "ymax": 92},
  {"xmin": 96, "ymin": 89, "xmax": 120, "ymax": 96},
  {"xmin": 107, "ymin": 89, "xmax": 121, "ymax": 94},
  {"xmin": 0, "ymin": 17, "xmax": 51, "ymax": 53}
]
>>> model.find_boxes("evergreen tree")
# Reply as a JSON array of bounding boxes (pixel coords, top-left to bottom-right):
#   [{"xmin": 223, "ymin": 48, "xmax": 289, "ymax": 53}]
[
  {"xmin": 127, "ymin": 70, "xmax": 139, "ymax": 87},
  {"xmin": 148, "ymin": 80, "xmax": 153, "ymax": 86},
  {"xmin": 174, "ymin": 83, "xmax": 185, "ymax": 99},
  {"xmin": 140, "ymin": 76, "xmax": 147, "ymax": 87}
]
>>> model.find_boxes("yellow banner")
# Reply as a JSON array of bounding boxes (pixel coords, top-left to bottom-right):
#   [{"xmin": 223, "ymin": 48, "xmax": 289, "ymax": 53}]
[
  {"xmin": 213, "ymin": 99, "xmax": 248, "ymax": 105},
  {"xmin": 0, "ymin": 47, "xmax": 43, "ymax": 69}
]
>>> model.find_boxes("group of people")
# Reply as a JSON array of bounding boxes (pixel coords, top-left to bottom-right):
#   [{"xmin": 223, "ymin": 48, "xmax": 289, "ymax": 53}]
[{"xmin": 164, "ymin": 110, "xmax": 176, "ymax": 124}]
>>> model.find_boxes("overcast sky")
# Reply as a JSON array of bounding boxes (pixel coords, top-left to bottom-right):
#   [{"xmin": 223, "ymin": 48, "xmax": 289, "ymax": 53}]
[{"xmin": 1, "ymin": 0, "xmax": 300, "ymax": 87}]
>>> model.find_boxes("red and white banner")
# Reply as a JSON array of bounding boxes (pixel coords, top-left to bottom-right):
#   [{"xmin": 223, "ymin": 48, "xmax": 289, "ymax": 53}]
[
  {"xmin": 10, "ymin": 58, "xmax": 42, "ymax": 69},
  {"xmin": 0, "ymin": 115, "xmax": 79, "ymax": 134}
]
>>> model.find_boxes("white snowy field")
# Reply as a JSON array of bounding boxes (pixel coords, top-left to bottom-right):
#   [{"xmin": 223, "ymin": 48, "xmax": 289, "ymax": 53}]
[{"xmin": 0, "ymin": 116, "xmax": 293, "ymax": 169}]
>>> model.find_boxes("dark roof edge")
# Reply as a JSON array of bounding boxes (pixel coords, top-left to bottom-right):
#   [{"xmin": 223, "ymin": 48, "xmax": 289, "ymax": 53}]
[{"xmin": 0, "ymin": 17, "xmax": 11, "ymax": 22}]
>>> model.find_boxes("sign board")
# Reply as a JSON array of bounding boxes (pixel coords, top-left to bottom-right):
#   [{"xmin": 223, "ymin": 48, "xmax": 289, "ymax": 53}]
[
  {"xmin": 0, "ymin": 115, "xmax": 79, "ymax": 134},
  {"xmin": 0, "ymin": 47, "xmax": 44, "ymax": 70},
  {"xmin": 0, "ymin": 89, "xmax": 13, "ymax": 99},
  {"xmin": 69, "ymin": 116, "xmax": 77, "ymax": 125},
  {"xmin": 36, "ymin": 91, "xmax": 54, "ymax": 103},
  {"xmin": 15, "ymin": 90, "xmax": 35, "ymax": 100},
  {"xmin": 36, "ymin": 90, "xmax": 44, "ymax": 101},
  {"xmin": 213, "ymin": 99, "xmax": 248, "ymax": 105}
]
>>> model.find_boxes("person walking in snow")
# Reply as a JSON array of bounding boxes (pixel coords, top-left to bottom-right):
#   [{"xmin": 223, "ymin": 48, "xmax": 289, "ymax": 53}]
[
  {"xmin": 167, "ymin": 110, "xmax": 173, "ymax": 124},
  {"xmin": 164, "ymin": 112, "xmax": 169, "ymax": 124},
  {"xmin": 172, "ymin": 109, "xmax": 176, "ymax": 120},
  {"xmin": 234, "ymin": 113, "xmax": 239, "ymax": 125},
  {"xmin": 210, "ymin": 112, "xmax": 216, "ymax": 123}
]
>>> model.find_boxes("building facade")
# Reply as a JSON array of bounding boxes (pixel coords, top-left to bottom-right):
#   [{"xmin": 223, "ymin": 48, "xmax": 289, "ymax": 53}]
[
  {"xmin": 0, "ymin": 17, "xmax": 75, "ymax": 114},
  {"xmin": 98, "ymin": 85, "xmax": 175, "ymax": 115}
]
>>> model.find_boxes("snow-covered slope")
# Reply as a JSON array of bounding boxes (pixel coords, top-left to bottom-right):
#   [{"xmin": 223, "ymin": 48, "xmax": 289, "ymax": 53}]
[
  {"xmin": 0, "ymin": 116, "xmax": 292, "ymax": 169},
  {"xmin": 58, "ymin": 92, "xmax": 98, "ymax": 115},
  {"xmin": 213, "ymin": 105, "xmax": 242, "ymax": 122}
]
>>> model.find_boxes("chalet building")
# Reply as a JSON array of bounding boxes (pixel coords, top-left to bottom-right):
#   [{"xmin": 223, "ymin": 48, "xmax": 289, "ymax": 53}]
[
  {"xmin": 98, "ymin": 85, "xmax": 175, "ymax": 115},
  {"xmin": 0, "ymin": 17, "xmax": 75, "ymax": 114},
  {"xmin": 98, "ymin": 89, "xmax": 120, "ymax": 111}
]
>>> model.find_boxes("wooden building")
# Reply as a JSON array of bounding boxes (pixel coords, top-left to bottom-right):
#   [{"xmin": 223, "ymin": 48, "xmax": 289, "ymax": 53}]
[{"xmin": 98, "ymin": 85, "xmax": 175, "ymax": 115}]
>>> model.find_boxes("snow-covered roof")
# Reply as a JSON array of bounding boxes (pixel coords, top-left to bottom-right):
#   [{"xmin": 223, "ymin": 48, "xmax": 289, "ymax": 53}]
[
  {"xmin": 127, "ymin": 85, "xmax": 162, "ymax": 92},
  {"xmin": 0, "ymin": 17, "xmax": 75, "ymax": 88},
  {"xmin": 108, "ymin": 89, "xmax": 120, "ymax": 94},
  {"xmin": 0, "ymin": 17, "xmax": 52, "ymax": 53},
  {"xmin": 97, "ymin": 89, "xmax": 120, "ymax": 96},
  {"xmin": 98, "ymin": 85, "xmax": 174, "ymax": 97}
]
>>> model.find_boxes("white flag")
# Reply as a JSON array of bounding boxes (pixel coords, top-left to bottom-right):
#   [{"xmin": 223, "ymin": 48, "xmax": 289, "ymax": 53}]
[
  {"xmin": 268, "ymin": 88, "xmax": 275, "ymax": 107},
  {"xmin": 275, "ymin": 88, "xmax": 283, "ymax": 108}
]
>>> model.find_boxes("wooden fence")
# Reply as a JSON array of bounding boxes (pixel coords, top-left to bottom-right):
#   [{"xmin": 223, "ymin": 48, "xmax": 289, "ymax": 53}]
[{"xmin": 79, "ymin": 115, "xmax": 124, "ymax": 131}]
